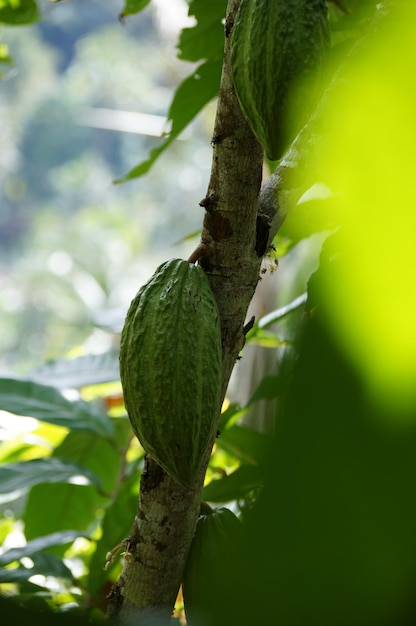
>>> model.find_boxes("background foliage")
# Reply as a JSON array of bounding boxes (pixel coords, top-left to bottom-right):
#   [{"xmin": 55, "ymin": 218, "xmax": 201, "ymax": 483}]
[{"xmin": 1, "ymin": 1, "xmax": 416, "ymax": 625}]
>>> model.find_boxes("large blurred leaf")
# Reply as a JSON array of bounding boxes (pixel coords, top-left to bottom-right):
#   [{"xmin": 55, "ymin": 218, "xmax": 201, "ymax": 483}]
[
  {"xmin": 24, "ymin": 482, "xmax": 103, "ymax": 544},
  {"xmin": 26, "ymin": 352, "xmax": 120, "ymax": 389},
  {"xmin": 0, "ymin": 595, "xmax": 93, "ymax": 626},
  {"xmin": 0, "ymin": 457, "xmax": 104, "ymax": 494},
  {"xmin": 278, "ymin": 196, "xmax": 337, "ymax": 248},
  {"xmin": 246, "ymin": 375, "xmax": 283, "ymax": 405},
  {"xmin": 23, "ymin": 423, "xmax": 130, "ymax": 540},
  {"xmin": 203, "ymin": 465, "xmax": 263, "ymax": 503},
  {"xmin": 311, "ymin": 2, "xmax": 416, "ymax": 410},
  {"xmin": 87, "ymin": 471, "xmax": 140, "ymax": 599},
  {"xmin": 0, "ymin": 530, "xmax": 87, "ymax": 567},
  {"xmin": 0, "ymin": 552, "xmax": 73, "ymax": 583},
  {"xmin": 0, "ymin": 378, "xmax": 114, "ymax": 437},
  {"xmin": 216, "ymin": 425, "xmax": 272, "ymax": 466},
  {"xmin": 0, "ymin": 0, "xmax": 39, "ymax": 24},
  {"xmin": 229, "ymin": 305, "xmax": 416, "ymax": 626},
  {"xmin": 116, "ymin": 57, "xmax": 222, "ymax": 183},
  {"xmin": 178, "ymin": 0, "xmax": 226, "ymax": 62}
]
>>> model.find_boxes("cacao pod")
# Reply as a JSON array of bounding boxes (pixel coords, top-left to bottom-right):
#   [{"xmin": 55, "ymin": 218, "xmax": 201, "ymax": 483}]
[
  {"xmin": 231, "ymin": 0, "xmax": 330, "ymax": 160},
  {"xmin": 119, "ymin": 258, "xmax": 222, "ymax": 488},
  {"xmin": 183, "ymin": 506, "xmax": 242, "ymax": 626}
]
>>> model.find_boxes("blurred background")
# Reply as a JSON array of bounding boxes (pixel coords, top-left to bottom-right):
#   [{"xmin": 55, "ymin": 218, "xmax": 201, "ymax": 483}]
[
  {"xmin": 0, "ymin": 0, "xmax": 319, "ymax": 404},
  {"xmin": 0, "ymin": 0, "xmax": 218, "ymax": 373}
]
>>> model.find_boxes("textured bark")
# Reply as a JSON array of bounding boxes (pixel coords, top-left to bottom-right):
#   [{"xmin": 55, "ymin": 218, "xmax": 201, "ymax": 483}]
[{"xmin": 198, "ymin": 0, "xmax": 264, "ymax": 393}]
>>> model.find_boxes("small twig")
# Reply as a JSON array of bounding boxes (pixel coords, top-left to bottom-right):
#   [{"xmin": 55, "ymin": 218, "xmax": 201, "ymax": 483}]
[{"xmin": 187, "ymin": 242, "xmax": 211, "ymax": 264}]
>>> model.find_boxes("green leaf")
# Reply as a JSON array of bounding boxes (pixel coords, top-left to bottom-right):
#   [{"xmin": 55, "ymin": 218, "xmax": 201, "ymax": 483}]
[
  {"xmin": 0, "ymin": 553, "xmax": 73, "ymax": 583},
  {"xmin": 178, "ymin": 0, "xmax": 226, "ymax": 62},
  {"xmin": 26, "ymin": 352, "xmax": 120, "ymax": 389},
  {"xmin": 247, "ymin": 375, "xmax": 282, "ymax": 405},
  {"xmin": 168, "ymin": 58, "xmax": 222, "ymax": 138},
  {"xmin": 114, "ymin": 135, "xmax": 175, "ymax": 183},
  {"xmin": 0, "ymin": 0, "xmax": 39, "ymax": 24},
  {"xmin": 252, "ymin": 293, "xmax": 308, "ymax": 332},
  {"xmin": 0, "ymin": 567, "xmax": 39, "ymax": 584},
  {"xmin": 23, "ymin": 424, "xmax": 130, "ymax": 541},
  {"xmin": 24, "ymin": 483, "xmax": 103, "ymax": 544},
  {"xmin": 115, "ymin": 58, "xmax": 222, "ymax": 183},
  {"xmin": 120, "ymin": 0, "xmax": 150, "ymax": 18},
  {"xmin": 279, "ymin": 196, "xmax": 338, "ymax": 244},
  {"xmin": 236, "ymin": 311, "xmax": 416, "ymax": 625},
  {"xmin": 0, "ymin": 595, "xmax": 93, "ymax": 626},
  {"xmin": 203, "ymin": 465, "xmax": 263, "ymax": 503},
  {"xmin": 0, "ymin": 530, "xmax": 88, "ymax": 566},
  {"xmin": 0, "ymin": 377, "xmax": 114, "ymax": 438},
  {"xmin": 0, "ymin": 42, "xmax": 12, "ymax": 65},
  {"xmin": 0, "ymin": 458, "xmax": 104, "ymax": 494},
  {"xmin": 217, "ymin": 425, "xmax": 272, "ymax": 466},
  {"xmin": 246, "ymin": 329, "xmax": 290, "ymax": 348},
  {"xmin": 87, "ymin": 471, "xmax": 140, "ymax": 598},
  {"xmin": 219, "ymin": 402, "xmax": 245, "ymax": 430}
]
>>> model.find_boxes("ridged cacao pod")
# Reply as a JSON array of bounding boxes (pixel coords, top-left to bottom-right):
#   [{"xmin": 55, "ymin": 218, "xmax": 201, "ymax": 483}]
[
  {"xmin": 231, "ymin": 0, "xmax": 330, "ymax": 160},
  {"xmin": 119, "ymin": 259, "xmax": 222, "ymax": 488},
  {"xmin": 183, "ymin": 507, "xmax": 242, "ymax": 625}
]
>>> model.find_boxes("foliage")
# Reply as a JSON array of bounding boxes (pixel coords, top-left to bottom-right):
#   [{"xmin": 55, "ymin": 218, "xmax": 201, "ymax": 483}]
[
  {"xmin": 0, "ymin": 1, "xmax": 211, "ymax": 370},
  {"xmin": 0, "ymin": 310, "xmax": 292, "ymax": 614}
]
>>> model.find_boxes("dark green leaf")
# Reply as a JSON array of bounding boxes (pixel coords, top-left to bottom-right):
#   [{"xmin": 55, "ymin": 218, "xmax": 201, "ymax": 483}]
[
  {"xmin": 115, "ymin": 58, "xmax": 222, "ymax": 183},
  {"xmin": 0, "ymin": 458, "xmax": 104, "ymax": 494},
  {"xmin": 0, "ymin": 567, "xmax": 38, "ymax": 583},
  {"xmin": 24, "ymin": 483, "xmax": 104, "ymax": 545},
  {"xmin": 23, "ymin": 424, "xmax": 130, "ymax": 541},
  {"xmin": 168, "ymin": 59, "xmax": 222, "ymax": 135},
  {"xmin": 178, "ymin": 0, "xmax": 226, "ymax": 62},
  {"xmin": 217, "ymin": 425, "xmax": 272, "ymax": 465},
  {"xmin": 26, "ymin": 352, "xmax": 120, "ymax": 389},
  {"xmin": 0, "ymin": 377, "xmax": 114, "ymax": 437},
  {"xmin": 120, "ymin": 0, "xmax": 151, "ymax": 18},
  {"xmin": 247, "ymin": 375, "xmax": 282, "ymax": 405},
  {"xmin": 219, "ymin": 402, "xmax": 244, "ymax": 430},
  {"xmin": 114, "ymin": 135, "xmax": 175, "ymax": 183},
  {"xmin": 0, "ymin": 552, "xmax": 74, "ymax": 585},
  {"xmin": 87, "ymin": 471, "xmax": 140, "ymax": 598},
  {"xmin": 279, "ymin": 196, "xmax": 338, "ymax": 244},
  {"xmin": 0, "ymin": 530, "xmax": 88, "ymax": 567},
  {"xmin": 0, "ymin": 0, "xmax": 39, "ymax": 24},
  {"xmin": 203, "ymin": 465, "xmax": 263, "ymax": 503},
  {"xmin": 234, "ymin": 300, "xmax": 416, "ymax": 624}
]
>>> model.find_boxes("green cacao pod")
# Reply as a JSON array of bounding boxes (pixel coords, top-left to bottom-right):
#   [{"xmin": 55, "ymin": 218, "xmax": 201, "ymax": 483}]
[
  {"xmin": 231, "ymin": 0, "xmax": 330, "ymax": 160},
  {"xmin": 119, "ymin": 258, "xmax": 222, "ymax": 488},
  {"xmin": 183, "ymin": 507, "xmax": 242, "ymax": 626}
]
